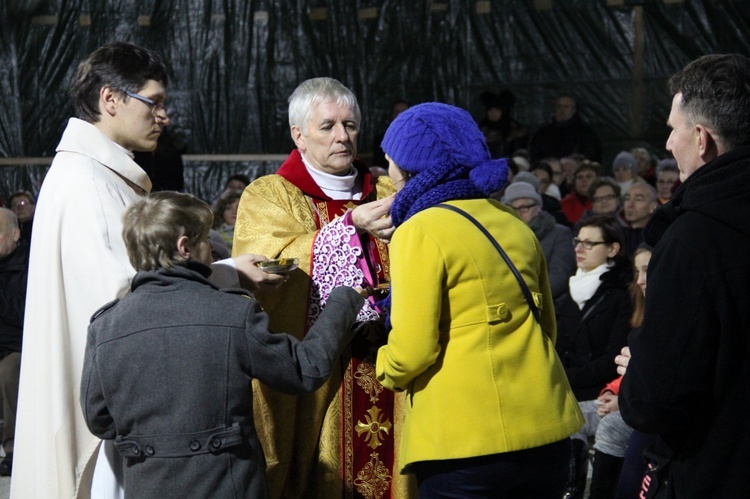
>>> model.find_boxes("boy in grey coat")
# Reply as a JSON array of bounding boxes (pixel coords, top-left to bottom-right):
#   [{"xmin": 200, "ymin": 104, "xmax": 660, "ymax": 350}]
[{"xmin": 80, "ymin": 191, "xmax": 365, "ymax": 498}]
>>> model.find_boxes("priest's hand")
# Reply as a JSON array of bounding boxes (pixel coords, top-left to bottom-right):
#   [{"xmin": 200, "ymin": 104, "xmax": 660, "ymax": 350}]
[{"xmin": 351, "ymin": 194, "xmax": 395, "ymax": 243}]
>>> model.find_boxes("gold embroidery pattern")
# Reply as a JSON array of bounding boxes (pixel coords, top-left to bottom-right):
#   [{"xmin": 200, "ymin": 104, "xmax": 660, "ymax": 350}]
[
  {"xmin": 315, "ymin": 200, "xmax": 330, "ymax": 224},
  {"xmin": 354, "ymin": 362, "xmax": 383, "ymax": 403},
  {"xmin": 344, "ymin": 358, "xmax": 355, "ymax": 497},
  {"xmin": 356, "ymin": 406, "xmax": 392, "ymax": 450},
  {"xmin": 343, "ymin": 201, "xmax": 357, "ymax": 212},
  {"xmin": 354, "ymin": 452, "xmax": 392, "ymax": 499}
]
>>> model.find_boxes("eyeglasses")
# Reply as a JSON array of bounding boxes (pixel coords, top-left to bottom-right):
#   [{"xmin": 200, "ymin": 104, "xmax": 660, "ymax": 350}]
[
  {"xmin": 121, "ymin": 89, "xmax": 168, "ymax": 116},
  {"xmin": 511, "ymin": 203, "xmax": 539, "ymax": 213},
  {"xmin": 11, "ymin": 199, "xmax": 33, "ymax": 209},
  {"xmin": 592, "ymin": 194, "xmax": 618, "ymax": 203},
  {"xmin": 573, "ymin": 238, "xmax": 608, "ymax": 250}
]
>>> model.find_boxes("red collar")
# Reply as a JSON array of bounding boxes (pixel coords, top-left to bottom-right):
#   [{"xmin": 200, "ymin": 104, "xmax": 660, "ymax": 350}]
[{"xmin": 276, "ymin": 150, "xmax": 375, "ymax": 200}]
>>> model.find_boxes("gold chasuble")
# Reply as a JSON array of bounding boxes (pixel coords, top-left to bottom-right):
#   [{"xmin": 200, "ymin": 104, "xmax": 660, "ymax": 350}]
[{"xmin": 233, "ymin": 150, "xmax": 415, "ymax": 499}]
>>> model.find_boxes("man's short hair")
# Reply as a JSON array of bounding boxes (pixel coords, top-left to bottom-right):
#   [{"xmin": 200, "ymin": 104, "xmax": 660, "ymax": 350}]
[
  {"xmin": 288, "ymin": 77, "xmax": 361, "ymax": 134},
  {"xmin": 668, "ymin": 53, "xmax": 750, "ymax": 151},
  {"xmin": 70, "ymin": 41, "xmax": 170, "ymax": 124},
  {"xmin": 0, "ymin": 208, "xmax": 19, "ymax": 230},
  {"xmin": 123, "ymin": 191, "xmax": 213, "ymax": 271}
]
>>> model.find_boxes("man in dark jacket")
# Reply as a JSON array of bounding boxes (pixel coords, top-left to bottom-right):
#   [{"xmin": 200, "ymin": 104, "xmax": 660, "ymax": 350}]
[
  {"xmin": 0, "ymin": 208, "xmax": 28, "ymax": 476},
  {"xmin": 619, "ymin": 53, "xmax": 750, "ymax": 497},
  {"xmin": 529, "ymin": 94, "xmax": 602, "ymax": 163}
]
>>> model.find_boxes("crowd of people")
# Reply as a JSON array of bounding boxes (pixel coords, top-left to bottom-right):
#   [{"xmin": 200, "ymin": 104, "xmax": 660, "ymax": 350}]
[{"xmin": 2, "ymin": 40, "xmax": 749, "ymax": 499}]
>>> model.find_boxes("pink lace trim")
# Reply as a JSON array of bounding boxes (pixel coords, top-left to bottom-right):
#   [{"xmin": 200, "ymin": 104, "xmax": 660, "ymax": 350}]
[{"xmin": 310, "ymin": 213, "xmax": 380, "ymax": 324}]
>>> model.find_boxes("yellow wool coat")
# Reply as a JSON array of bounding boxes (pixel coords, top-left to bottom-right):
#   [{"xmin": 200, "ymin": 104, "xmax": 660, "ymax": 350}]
[{"xmin": 376, "ymin": 198, "xmax": 583, "ymax": 471}]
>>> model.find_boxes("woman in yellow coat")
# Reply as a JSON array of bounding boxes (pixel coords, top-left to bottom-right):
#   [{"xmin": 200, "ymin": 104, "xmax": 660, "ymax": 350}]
[{"xmin": 375, "ymin": 103, "xmax": 584, "ymax": 498}]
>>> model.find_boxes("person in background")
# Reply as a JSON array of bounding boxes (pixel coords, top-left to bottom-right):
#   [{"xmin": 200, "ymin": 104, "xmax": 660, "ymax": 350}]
[
  {"xmin": 620, "ymin": 53, "xmax": 750, "ymax": 498},
  {"xmin": 531, "ymin": 161, "xmax": 562, "ymax": 201},
  {"xmin": 502, "ymin": 182, "xmax": 575, "ymax": 302},
  {"xmin": 212, "ymin": 190, "xmax": 241, "ymax": 251},
  {"xmin": 0, "ymin": 208, "xmax": 28, "ymax": 477},
  {"xmin": 11, "ymin": 41, "xmax": 285, "ymax": 499},
  {"xmin": 80, "ymin": 191, "xmax": 364, "ymax": 498},
  {"xmin": 630, "ymin": 147, "xmax": 656, "ymax": 186},
  {"xmin": 7, "ymin": 191, "xmax": 35, "ymax": 245},
  {"xmin": 611, "ymin": 151, "xmax": 642, "ymax": 198},
  {"xmin": 377, "ymin": 102, "xmax": 583, "ymax": 498},
  {"xmin": 555, "ymin": 215, "xmax": 633, "ymax": 499},
  {"xmin": 621, "ymin": 183, "xmax": 658, "ymax": 257},
  {"xmin": 587, "ymin": 244, "xmax": 653, "ymax": 499},
  {"xmin": 478, "ymin": 90, "xmax": 529, "ymax": 159},
  {"xmin": 577, "ymin": 177, "xmax": 624, "ymax": 227},
  {"xmin": 654, "ymin": 159, "xmax": 680, "ymax": 204},
  {"xmin": 529, "ymin": 94, "xmax": 602, "ymax": 163},
  {"xmin": 233, "ymin": 77, "xmax": 410, "ymax": 499},
  {"xmin": 561, "ymin": 160, "xmax": 599, "ymax": 225},
  {"xmin": 223, "ymin": 173, "xmax": 251, "ymax": 193}
]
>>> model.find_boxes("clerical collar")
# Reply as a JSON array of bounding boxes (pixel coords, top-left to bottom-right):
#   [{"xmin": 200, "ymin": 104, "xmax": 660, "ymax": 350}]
[{"xmin": 300, "ymin": 153, "xmax": 362, "ymax": 200}]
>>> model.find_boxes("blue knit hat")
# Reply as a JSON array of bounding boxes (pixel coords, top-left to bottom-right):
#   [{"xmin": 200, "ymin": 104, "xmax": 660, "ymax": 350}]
[{"xmin": 381, "ymin": 102, "xmax": 509, "ymax": 226}]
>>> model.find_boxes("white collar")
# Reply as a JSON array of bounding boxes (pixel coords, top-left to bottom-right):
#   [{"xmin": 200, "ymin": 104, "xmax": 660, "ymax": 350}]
[{"xmin": 300, "ymin": 153, "xmax": 362, "ymax": 200}]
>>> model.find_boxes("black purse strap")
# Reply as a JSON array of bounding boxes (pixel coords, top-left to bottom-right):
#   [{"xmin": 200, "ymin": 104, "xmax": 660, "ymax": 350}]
[{"xmin": 435, "ymin": 204, "xmax": 542, "ymax": 324}]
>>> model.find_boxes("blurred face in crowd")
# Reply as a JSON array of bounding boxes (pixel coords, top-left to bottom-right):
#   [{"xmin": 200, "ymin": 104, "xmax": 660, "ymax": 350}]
[
  {"xmin": 560, "ymin": 157, "xmax": 578, "ymax": 184},
  {"xmin": 656, "ymin": 170, "xmax": 680, "ymax": 201},
  {"xmin": 546, "ymin": 158, "xmax": 564, "ymax": 185},
  {"xmin": 623, "ymin": 184, "xmax": 657, "ymax": 228},
  {"xmin": 574, "ymin": 226, "xmax": 619, "ymax": 272},
  {"xmin": 634, "ymin": 249, "xmax": 652, "ymax": 297},
  {"xmin": 532, "ymin": 169, "xmax": 551, "ymax": 194},
  {"xmin": 591, "ymin": 185, "xmax": 620, "ymax": 215},
  {"xmin": 631, "ymin": 148, "xmax": 652, "ymax": 177},
  {"xmin": 225, "ymin": 179, "xmax": 247, "ymax": 192},
  {"xmin": 574, "ymin": 168, "xmax": 597, "ymax": 197},
  {"xmin": 292, "ymin": 99, "xmax": 359, "ymax": 176},
  {"xmin": 554, "ymin": 96, "xmax": 576, "ymax": 123},
  {"xmin": 614, "ymin": 165, "xmax": 634, "ymax": 183},
  {"xmin": 223, "ymin": 199, "xmax": 239, "ymax": 226},
  {"xmin": 666, "ymin": 93, "xmax": 703, "ymax": 181},
  {"xmin": 10, "ymin": 194, "xmax": 35, "ymax": 223},
  {"xmin": 509, "ymin": 197, "xmax": 541, "ymax": 225},
  {"xmin": 0, "ymin": 214, "xmax": 20, "ymax": 258}
]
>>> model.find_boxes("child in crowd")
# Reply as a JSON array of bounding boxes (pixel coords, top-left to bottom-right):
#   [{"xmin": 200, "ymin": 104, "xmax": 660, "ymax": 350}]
[{"xmin": 80, "ymin": 191, "xmax": 364, "ymax": 498}]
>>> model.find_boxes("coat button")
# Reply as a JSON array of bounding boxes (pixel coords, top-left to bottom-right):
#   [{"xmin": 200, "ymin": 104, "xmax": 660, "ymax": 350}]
[
  {"xmin": 189, "ymin": 440, "xmax": 201, "ymax": 452},
  {"xmin": 144, "ymin": 445, "xmax": 155, "ymax": 456},
  {"xmin": 210, "ymin": 437, "xmax": 222, "ymax": 450},
  {"xmin": 131, "ymin": 445, "xmax": 141, "ymax": 456},
  {"xmin": 496, "ymin": 304, "xmax": 509, "ymax": 320}
]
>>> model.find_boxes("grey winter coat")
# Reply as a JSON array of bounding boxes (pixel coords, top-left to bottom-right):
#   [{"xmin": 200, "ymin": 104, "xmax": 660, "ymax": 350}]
[{"xmin": 80, "ymin": 262, "xmax": 364, "ymax": 498}]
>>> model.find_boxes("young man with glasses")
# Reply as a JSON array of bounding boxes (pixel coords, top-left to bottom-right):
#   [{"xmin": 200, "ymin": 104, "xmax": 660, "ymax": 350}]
[{"xmin": 12, "ymin": 41, "xmax": 284, "ymax": 499}]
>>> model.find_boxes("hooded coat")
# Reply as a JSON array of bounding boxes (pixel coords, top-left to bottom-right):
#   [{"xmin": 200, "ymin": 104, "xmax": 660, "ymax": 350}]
[{"xmin": 620, "ymin": 145, "xmax": 750, "ymax": 497}]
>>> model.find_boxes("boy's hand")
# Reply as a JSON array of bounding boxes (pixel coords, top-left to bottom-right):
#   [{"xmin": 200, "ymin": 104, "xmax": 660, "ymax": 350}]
[{"xmin": 233, "ymin": 254, "xmax": 289, "ymax": 292}]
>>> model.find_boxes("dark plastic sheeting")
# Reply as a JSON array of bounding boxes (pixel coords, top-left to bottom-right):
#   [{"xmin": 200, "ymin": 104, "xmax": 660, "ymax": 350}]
[{"xmin": 2, "ymin": 0, "xmax": 750, "ymax": 203}]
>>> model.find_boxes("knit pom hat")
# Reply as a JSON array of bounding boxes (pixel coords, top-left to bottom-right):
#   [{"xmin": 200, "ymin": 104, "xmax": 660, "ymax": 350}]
[{"xmin": 381, "ymin": 102, "xmax": 509, "ymax": 226}]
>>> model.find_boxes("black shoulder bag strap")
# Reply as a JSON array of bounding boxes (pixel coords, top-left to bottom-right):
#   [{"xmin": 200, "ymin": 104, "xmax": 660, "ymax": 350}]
[{"xmin": 435, "ymin": 203, "xmax": 542, "ymax": 324}]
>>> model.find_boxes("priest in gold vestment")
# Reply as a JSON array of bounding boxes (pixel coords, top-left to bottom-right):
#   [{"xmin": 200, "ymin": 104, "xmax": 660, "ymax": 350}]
[{"xmin": 233, "ymin": 77, "xmax": 415, "ymax": 499}]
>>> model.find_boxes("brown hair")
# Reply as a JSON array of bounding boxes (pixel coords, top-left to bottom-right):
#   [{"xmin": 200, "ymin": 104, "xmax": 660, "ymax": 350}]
[{"xmin": 122, "ymin": 191, "xmax": 213, "ymax": 271}]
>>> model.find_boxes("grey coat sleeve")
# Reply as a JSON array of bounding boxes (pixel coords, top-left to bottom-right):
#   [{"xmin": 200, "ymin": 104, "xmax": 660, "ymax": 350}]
[
  {"xmin": 80, "ymin": 323, "xmax": 117, "ymax": 439},
  {"xmin": 246, "ymin": 286, "xmax": 365, "ymax": 394}
]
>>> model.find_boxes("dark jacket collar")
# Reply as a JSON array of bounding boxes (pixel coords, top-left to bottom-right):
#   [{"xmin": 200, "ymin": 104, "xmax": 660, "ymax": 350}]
[{"xmin": 131, "ymin": 261, "xmax": 215, "ymax": 292}]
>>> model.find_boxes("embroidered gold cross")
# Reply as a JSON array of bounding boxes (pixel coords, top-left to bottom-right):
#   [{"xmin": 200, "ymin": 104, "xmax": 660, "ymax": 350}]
[{"xmin": 355, "ymin": 406, "xmax": 392, "ymax": 449}]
